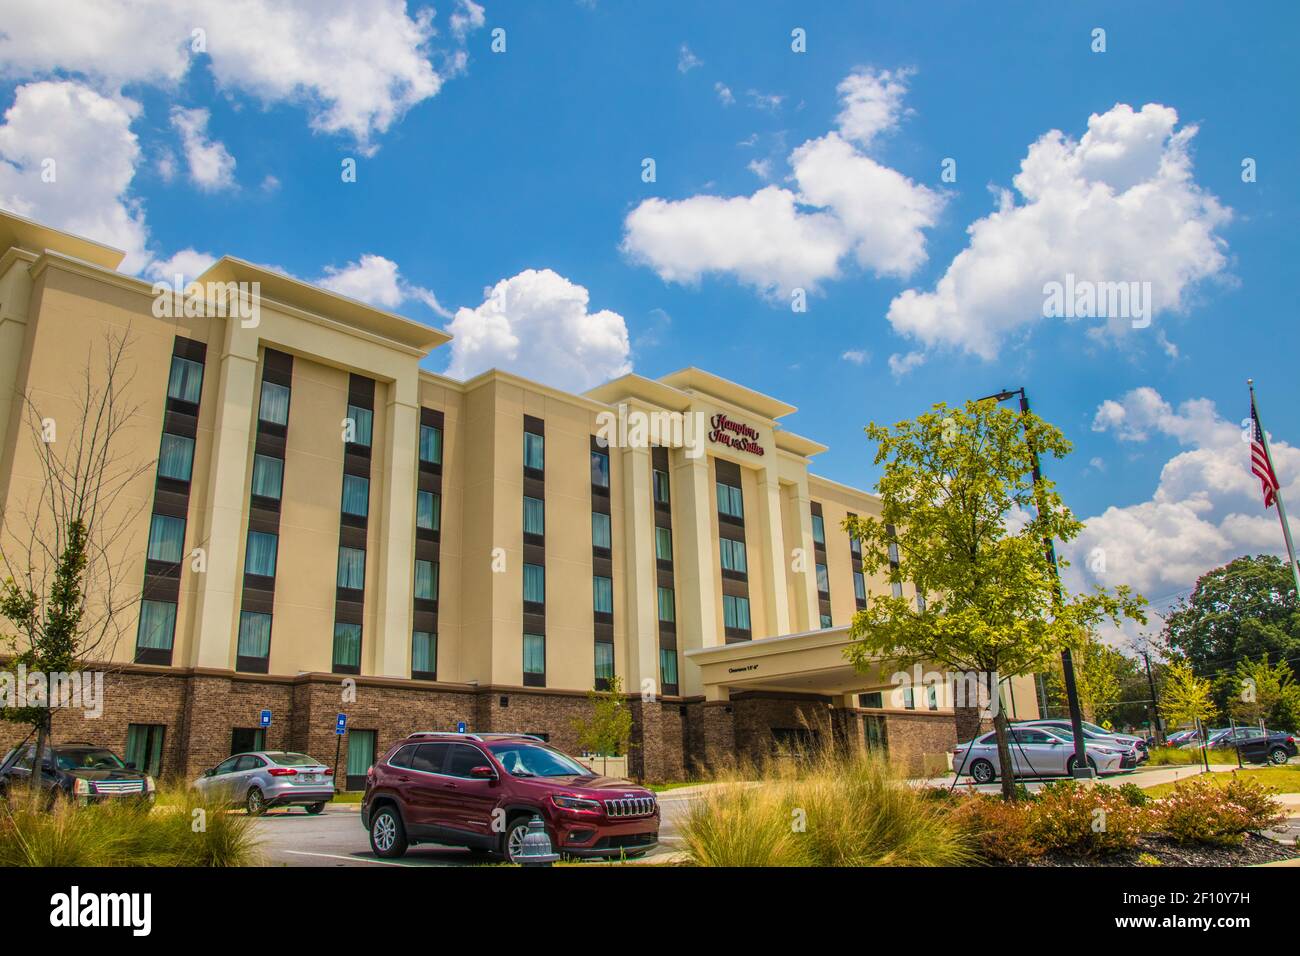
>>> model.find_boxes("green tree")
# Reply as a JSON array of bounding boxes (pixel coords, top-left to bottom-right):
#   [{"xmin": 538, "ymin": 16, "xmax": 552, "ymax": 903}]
[
  {"xmin": 1159, "ymin": 661, "xmax": 1217, "ymax": 730},
  {"xmin": 1044, "ymin": 635, "xmax": 1132, "ymax": 725},
  {"xmin": 1228, "ymin": 655, "xmax": 1300, "ymax": 729},
  {"xmin": 571, "ymin": 674, "xmax": 634, "ymax": 758},
  {"xmin": 844, "ymin": 399, "xmax": 1146, "ymax": 799},
  {"xmin": 1162, "ymin": 555, "xmax": 1300, "ymax": 676}
]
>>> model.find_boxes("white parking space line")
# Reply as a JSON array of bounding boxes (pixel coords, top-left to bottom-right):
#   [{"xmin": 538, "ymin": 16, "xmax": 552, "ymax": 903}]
[{"xmin": 283, "ymin": 850, "xmax": 417, "ymax": 867}]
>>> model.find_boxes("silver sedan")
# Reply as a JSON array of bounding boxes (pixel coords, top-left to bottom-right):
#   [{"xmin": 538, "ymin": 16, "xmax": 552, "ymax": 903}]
[
  {"xmin": 951, "ymin": 726, "xmax": 1127, "ymax": 783},
  {"xmin": 193, "ymin": 751, "xmax": 335, "ymax": 815}
]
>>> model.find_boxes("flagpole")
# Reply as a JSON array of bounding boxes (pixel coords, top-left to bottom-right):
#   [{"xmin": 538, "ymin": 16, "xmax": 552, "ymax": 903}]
[{"xmin": 1250, "ymin": 379, "xmax": 1300, "ymax": 597}]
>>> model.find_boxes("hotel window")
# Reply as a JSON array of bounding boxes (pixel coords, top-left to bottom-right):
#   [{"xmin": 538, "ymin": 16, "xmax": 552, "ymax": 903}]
[
  {"xmin": 927, "ymin": 683, "xmax": 939, "ymax": 711},
  {"xmin": 723, "ymin": 594, "xmax": 750, "ymax": 631},
  {"xmin": 850, "ymin": 535, "xmax": 862, "ymax": 557},
  {"xmin": 716, "ymin": 481, "xmax": 743, "ymax": 519},
  {"xmin": 523, "ymin": 633, "xmax": 545, "ymax": 675},
  {"xmin": 419, "ymin": 424, "xmax": 443, "ymax": 465},
  {"xmin": 592, "ymin": 511, "xmax": 611, "ymax": 550},
  {"xmin": 902, "ymin": 686, "xmax": 916, "ymax": 710},
  {"xmin": 859, "ymin": 692, "xmax": 884, "ymax": 709},
  {"xmin": 590, "ymin": 449, "xmax": 610, "ymax": 488},
  {"xmin": 657, "ymin": 586, "xmax": 675, "ymax": 623},
  {"xmin": 417, "ymin": 490, "xmax": 441, "ymax": 532},
  {"xmin": 237, "ymin": 610, "xmax": 272, "ymax": 660},
  {"xmin": 523, "ymin": 563, "xmax": 545, "ymax": 604},
  {"xmin": 655, "ymin": 525, "xmax": 673, "ymax": 563},
  {"xmin": 166, "ymin": 355, "xmax": 204, "ymax": 404},
  {"xmin": 888, "ymin": 540, "xmax": 900, "ymax": 565},
  {"xmin": 593, "ymin": 575, "xmax": 614, "ymax": 614},
  {"xmin": 891, "ymin": 581, "xmax": 904, "ymax": 599},
  {"xmin": 245, "ymin": 530, "xmax": 278, "ymax": 578},
  {"xmin": 158, "ymin": 433, "xmax": 194, "ymax": 482},
  {"xmin": 414, "ymin": 559, "xmax": 438, "ymax": 601},
  {"xmin": 653, "ymin": 469, "xmax": 670, "ymax": 505},
  {"xmin": 251, "ymin": 454, "xmax": 283, "ymax": 500},
  {"xmin": 916, "ymin": 591, "xmax": 927, "ymax": 612},
  {"xmin": 412, "ymin": 630, "xmax": 437, "ymax": 678},
  {"xmin": 523, "ymin": 431, "xmax": 544, "ymax": 471},
  {"xmin": 820, "ymin": 614, "xmax": 833, "ymax": 628},
  {"xmin": 523, "ymin": 496, "xmax": 545, "ymax": 536},
  {"xmin": 258, "ymin": 380, "xmax": 290, "ymax": 425},
  {"xmin": 815, "ymin": 562, "xmax": 830, "ymax": 595},
  {"xmin": 125, "ymin": 724, "xmax": 165, "ymax": 777},
  {"xmin": 147, "ymin": 514, "xmax": 185, "ymax": 564},
  {"xmin": 659, "ymin": 649, "xmax": 678, "ymax": 687},
  {"xmin": 337, "ymin": 546, "xmax": 366, "ymax": 590},
  {"xmin": 333, "ymin": 622, "xmax": 362, "ymax": 670},
  {"xmin": 346, "ymin": 404, "xmax": 373, "ymax": 447},
  {"xmin": 594, "ymin": 641, "xmax": 614, "ymax": 682},
  {"xmin": 720, "ymin": 537, "xmax": 747, "ymax": 573},
  {"xmin": 853, "ymin": 571, "xmax": 867, "ymax": 602},
  {"xmin": 811, "ymin": 513, "xmax": 826, "ymax": 545},
  {"xmin": 136, "ymin": 600, "xmax": 176, "ymax": 651},
  {"xmin": 341, "ymin": 474, "xmax": 369, "ymax": 518}
]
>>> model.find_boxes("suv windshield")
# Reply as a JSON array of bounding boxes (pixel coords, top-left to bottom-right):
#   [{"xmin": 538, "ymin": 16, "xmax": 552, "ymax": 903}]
[
  {"xmin": 487, "ymin": 742, "xmax": 589, "ymax": 778},
  {"xmin": 54, "ymin": 749, "xmax": 126, "ymax": 771}
]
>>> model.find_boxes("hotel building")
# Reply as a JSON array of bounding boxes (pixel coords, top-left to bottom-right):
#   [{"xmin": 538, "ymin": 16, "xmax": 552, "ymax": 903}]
[{"xmin": 0, "ymin": 211, "xmax": 1036, "ymax": 784}]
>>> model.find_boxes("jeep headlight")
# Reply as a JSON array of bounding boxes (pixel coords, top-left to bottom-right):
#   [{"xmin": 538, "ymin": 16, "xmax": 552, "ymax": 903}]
[
  {"xmin": 550, "ymin": 794, "xmax": 601, "ymax": 813},
  {"xmin": 145, "ymin": 775, "xmax": 156, "ymax": 794},
  {"xmin": 72, "ymin": 778, "xmax": 92, "ymax": 796}
]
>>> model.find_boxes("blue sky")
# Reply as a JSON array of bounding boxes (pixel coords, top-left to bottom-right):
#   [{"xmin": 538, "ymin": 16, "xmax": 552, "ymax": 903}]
[{"xmin": 1, "ymin": 0, "xmax": 1298, "ymax": 623}]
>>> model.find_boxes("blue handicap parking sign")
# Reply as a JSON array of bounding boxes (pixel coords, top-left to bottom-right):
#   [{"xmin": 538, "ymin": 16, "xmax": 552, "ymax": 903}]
[
  {"xmin": 259, "ymin": 709, "xmax": 272, "ymax": 728},
  {"xmin": 335, "ymin": 713, "xmax": 348, "ymax": 735},
  {"xmin": 457, "ymin": 721, "xmax": 466, "ymax": 734}
]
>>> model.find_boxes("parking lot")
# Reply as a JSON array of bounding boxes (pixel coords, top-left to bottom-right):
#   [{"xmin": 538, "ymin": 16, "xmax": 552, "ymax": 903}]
[{"xmin": 251, "ymin": 791, "xmax": 694, "ymax": 867}]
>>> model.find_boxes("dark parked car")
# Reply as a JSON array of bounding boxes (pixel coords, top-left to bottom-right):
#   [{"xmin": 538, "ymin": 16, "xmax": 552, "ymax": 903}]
[
  {"xmin": 362, "ymin": 732, "xmax": 659, "ymax": 862},
  {"xmin": 1205, "ymin": 727, "xmax": 1297, "ymax": 765},
  {"xmin": 0, "ymin": 742, "xmax": 155, "ymax": 806}
]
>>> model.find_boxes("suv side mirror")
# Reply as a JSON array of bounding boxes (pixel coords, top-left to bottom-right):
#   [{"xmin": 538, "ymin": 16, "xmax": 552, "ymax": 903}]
[{"xmin": 470, "ymin": 765, "xmax": 496, "ymax": 780}]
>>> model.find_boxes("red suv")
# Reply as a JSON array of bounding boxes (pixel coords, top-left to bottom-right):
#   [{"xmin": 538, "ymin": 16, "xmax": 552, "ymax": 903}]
[{"xmin": 361, "ymin": 732, "xmax": 659, "ymax": 862}]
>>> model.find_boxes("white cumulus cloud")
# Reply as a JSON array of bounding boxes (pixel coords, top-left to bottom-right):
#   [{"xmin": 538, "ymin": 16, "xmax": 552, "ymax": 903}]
[
  {"xmin": 170, "ymin": 106, "xmax": 236, "ymax": 191},
  {"xmin": 886, "ymin": 103, "xmax": 1231, "ymax": 361},
  {"xmin": 319, "ymin": 254, "xmax": 451, "ymax": 318},
  {"xmin": 444, "ymin": 269, "xmax": 631, "ymax": 391}
]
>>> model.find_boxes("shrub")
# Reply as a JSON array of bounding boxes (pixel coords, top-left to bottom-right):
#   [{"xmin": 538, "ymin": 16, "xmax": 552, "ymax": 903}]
[
  {"xmin": 947, "ymin": 794, "xmax": 1042, "ymax": 865},
  {"xmin": 1113, "ymin": 782, "xmax": 1150, "ymax": 807},
  {"xmin": 1026, "ymin": 781, "xmax": 1145, "ymax": 857},
  {"xmin": 1151, "ymin": 776, "xmax": 1287, "ymax": 846},
  {"xmin": 0, "ymin": 783, "xmax": 260, "ymax": 867},
  {"xmin": 681, "ymin": 747, "xmax": 973, "ymax": 867}
]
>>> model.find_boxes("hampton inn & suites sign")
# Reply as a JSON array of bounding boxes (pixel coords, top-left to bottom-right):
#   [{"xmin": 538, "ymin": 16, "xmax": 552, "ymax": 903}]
[{"xmin": 708, "ymin": 413, "xmax": 765, "ymax": 456}]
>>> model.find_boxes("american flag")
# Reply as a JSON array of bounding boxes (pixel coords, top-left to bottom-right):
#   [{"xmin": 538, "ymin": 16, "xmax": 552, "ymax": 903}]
[{"xmin": 1251, "ymin": 399, "xmax": 1280, "ymax": 508}]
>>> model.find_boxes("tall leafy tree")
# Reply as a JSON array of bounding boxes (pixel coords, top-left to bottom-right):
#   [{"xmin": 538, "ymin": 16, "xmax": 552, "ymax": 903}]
[{"xmin": 844, "ymin": 399, "xmax": 1146, "ymax": 799}]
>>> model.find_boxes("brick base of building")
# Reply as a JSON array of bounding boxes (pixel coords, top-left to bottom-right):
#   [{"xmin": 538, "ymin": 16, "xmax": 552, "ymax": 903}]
[{"xmin": 0, "ymin": 666, "xmax": 968, "ymax": 785}]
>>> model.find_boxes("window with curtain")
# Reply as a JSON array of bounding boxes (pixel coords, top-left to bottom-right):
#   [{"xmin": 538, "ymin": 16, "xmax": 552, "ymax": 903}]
[
  {"xmin": 523, "ymin": 432, "xmax": 544, "ymax": 471},
  {"xmin": 657, "ymin": 586, "xmax": 675, "ymax": 623},
  {"xmin": 724, "ymin": 594, "xmax": 750, "ymax": 631},
  {"xmin": 660, "ymin": 649, "xmax": 678, "ymax": 686},
  {"xmin": 167, "ymin": 355, "xmax": 203, "ymax": 403},
  {"xmin": 337, "ymin": 546, "xmax": 366, "ymax": 590},
  {"xmin": 158, "ymin": 433, "xmax": 194, "ymax": 481},
  {"xmin": 593, "ymin": 575, "xmax": 613, "ymax": 614},
  {"xmin": 523, "ymin": 563, "xmax": 545, "ymax": 604},
  {"xmin": 258, "ymin": 381, "xmax": 290, "ymax": 425},
  {"xmin": 245, "ymin": 530, "xmax": 278, "ymax": 577},
  {"xmin": 902, "ymin": 687, "xmax": 915, "ymax": 710},
  {"xmin": 811, "ymin": 513, "xmax": 826, "ymax": 544},
  {"xmin": 346, "ymin": 404, "xmax": 373, "ymax": 447},
  {"xmin": 816, "ymin": 563, "xmax": 830, "ymax": 595},
  {"xmin": 850, "ymin": 535, "xmax": 862, "ymax": 557},
  {"xmin": 653, "ymin": 469, "xmax": 670, "ymax": 505},
  {"xmin": 147, "ymin": 513, "xmax": 185, "ymax": 563},
  {"xmin": 412, "ymin": 630, "xmax": 437, "ymax": 675},
  {"xmin": 720, "ymin": 537, "xmax": 746, "ymax": 573},
  {"xmin": 419, "ymin": 424, "xmax": 442, "ymax": 464},
  {"xmin": 414, "ymin": 559, "xmax": 438, "ymax": 601},
  {"xmin": 654, "ymin": 526, "xmax": 672, "ymax": 563},
  {"xmin": 523, "ymin": 496, "xmax": 545, "ymax": 536},
  {"xmin": 916, "ymin": 591, "xmax": 927, "ymax": 612},
  {"xmin": 333, "ymin": 622, "xmax": 361, "ymax": 669},
  {"xmin": 594, "ymin": 641, "xmax": 614, "ymax": 681},
  {"xmin": 125, "ymin": 724, "xmax": 165, "ymax": 777},
  {"xmin": 854, "ymin": 571, "xmax": 867, "ymax": 601},
  {"xmin": 237, "ymin": 611, "xmax": 272, "ymax": 658},
  {"xmin": 346, "ymin": 730, "xmax": 375, "ymax": 777},
  {"xmin": 592, "ymin": 511, "xmax": 611, "ymax": 549},
  {"xmin": 136, "ymin": 600, "xmax": 176, "ymax": 650},
  {"xmin": 341, "ymin": 474, "xmax": 370, "ymax": 517},
  {"xmin": 891, "ymin": 581, "xmax": 904, "ymax": 599},
  {"xmin": 716, "ymin": 482, "xmax": 743, "ymax": 518},
  {"xmin": 417, "ymin": 490, "xmax": 440, "ymax": 531},
  {"xmin": 820, "ymin": 613, "xmax": 833, "ymax": 628},
  {"xmin": 523, "ymin": 633, "xmax": 545, "ymax": 674},
  {"xmin": 251, "ymin": 454, "xmax": 283, "ymax": 499},
  {"xmin": 888, "ymin": 540, "xmax": 900, "ymax": 565},
  {"xmin": 927, "ymin": 684, "xmax": 938, "ymax": 710},
  {"xmin": 590, "ymin": 450, "xmax": 609, "ymax": 488}
]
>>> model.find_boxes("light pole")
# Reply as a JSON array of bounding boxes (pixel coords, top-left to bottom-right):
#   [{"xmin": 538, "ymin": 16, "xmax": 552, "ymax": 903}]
[{"xmin": 979, "ymin": 387, "xmax": 1094, "ymax": 779}]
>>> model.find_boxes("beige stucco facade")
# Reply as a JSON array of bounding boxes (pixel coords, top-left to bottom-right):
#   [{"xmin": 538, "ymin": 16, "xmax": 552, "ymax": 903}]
[{"xmin": 0, "ymin": 210, "xmax": 1036, "ymax": 780}]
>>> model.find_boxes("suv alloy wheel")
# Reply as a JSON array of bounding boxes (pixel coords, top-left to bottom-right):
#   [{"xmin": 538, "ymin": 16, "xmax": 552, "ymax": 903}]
[{"xmin": 370, "ymin": 804, "xmax": 409, "ymax": 858}]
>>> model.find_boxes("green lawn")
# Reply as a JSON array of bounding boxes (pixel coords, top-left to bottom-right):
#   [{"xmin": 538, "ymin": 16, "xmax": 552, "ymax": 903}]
[
  {"xmin": 331, "ymin": 791, "xmax": 364, "ymax": 803},
  {"xmin": 1139, "ymin": 764, "xmax": 1300, "ymax": 799},
  {"xmin": 649, "ymin": 781, "xmax": 698, "ymax": 793}
]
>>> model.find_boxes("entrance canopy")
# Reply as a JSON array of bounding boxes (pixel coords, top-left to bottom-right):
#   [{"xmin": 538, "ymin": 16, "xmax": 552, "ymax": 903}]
[{"xmin": 685, "ymin": 626, "xmax": 892, "ymax": 700}]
